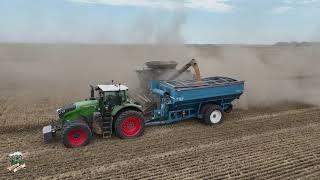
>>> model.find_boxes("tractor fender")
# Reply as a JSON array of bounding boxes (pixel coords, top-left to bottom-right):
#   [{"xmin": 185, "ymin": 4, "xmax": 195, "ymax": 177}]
[
  {"xmin": 111, "ymin": 104, "xmax": 143, "ymax": 132},
  {"xmin": 112, "ymin": 104, "xmax": 143, "ymax": 119}
]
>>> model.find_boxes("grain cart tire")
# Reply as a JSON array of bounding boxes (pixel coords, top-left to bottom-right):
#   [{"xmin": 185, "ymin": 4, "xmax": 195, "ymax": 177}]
[
  {"xmin": 62, "ymin": 121, "xmax": 92, "ymax": 148},
  {"xmin": 203, "ymin": 105, "xmax": 224, "ymax": 125},
  {"xmin": 224, "ymin": 104, "xmax": 233, "ymax": 113},
  {"xmin": 115, "ymin": 110, "xmax": 145, "ymax": 139},
  {"xmin": 198, "ymin": 104, "xmax": 213, "ymax": 122},
  {"xmin": 200, "ymin": 104, "xmax": 212, "ymax": 116}
]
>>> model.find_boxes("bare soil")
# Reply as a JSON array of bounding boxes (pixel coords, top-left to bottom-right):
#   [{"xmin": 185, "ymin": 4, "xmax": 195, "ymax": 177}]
[
  {"xmin": 0, "ymin": 96, "xmax": 319, "ymax": 179},
  {"xmin": 0, "ymin": 44, "xmax": 319, "ymax": 179}
]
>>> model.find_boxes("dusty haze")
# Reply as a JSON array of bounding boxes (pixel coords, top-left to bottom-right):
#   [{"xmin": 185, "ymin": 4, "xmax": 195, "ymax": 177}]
[
  {"xmin": 2, "ymin": 3, "xmax": 319, "ymax": 108},
  {"xmin": 0, "ymin": 43, "xmax": 320, "ymax": 109},
  {"xmin": 195, "ymin": 45, "xmax": 320, "ymax": 108}
]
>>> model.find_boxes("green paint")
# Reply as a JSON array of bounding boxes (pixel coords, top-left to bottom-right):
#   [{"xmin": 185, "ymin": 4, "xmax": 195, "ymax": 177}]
[
  {"xmin": 60, "ymin": 90, "xmax": 142, "ymax": 123},
  {"xmin": 111, "ymin": 103, "xmax": 143, "ymax": 116},
  {"xmin": 64, "ymin": 100, "xmax": 98, "ymax": 122}
]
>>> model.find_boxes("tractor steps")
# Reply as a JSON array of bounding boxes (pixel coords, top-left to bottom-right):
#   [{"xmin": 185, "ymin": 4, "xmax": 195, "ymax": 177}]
[{"xmin": 102, "ymin": 110, "xmax": 112, "ymax": 138}]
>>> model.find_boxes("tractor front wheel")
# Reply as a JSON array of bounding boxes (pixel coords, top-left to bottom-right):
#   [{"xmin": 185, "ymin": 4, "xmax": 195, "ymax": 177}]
[
  {"xmin": 115, "ymin": 111, "xmax": 145, "ymax": 139},
  {"xmin": 62, "ymin": 121, "xmax": 92, "ymax": 148}
]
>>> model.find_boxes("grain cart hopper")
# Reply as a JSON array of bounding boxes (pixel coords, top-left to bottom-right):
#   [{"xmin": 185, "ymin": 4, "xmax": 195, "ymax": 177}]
[
  {"xmin": 146, "ymin": 76, "xmax": 243, "ymax": 125},
  {"xmin": 132, "ymin": 59, "xmax": 200, "ymax": 113}
]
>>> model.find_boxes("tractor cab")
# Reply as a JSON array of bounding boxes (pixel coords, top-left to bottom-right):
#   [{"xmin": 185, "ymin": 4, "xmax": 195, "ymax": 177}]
[{"xmin": 91, "ymin": 84, "xmax": 129, "ymax": 108}]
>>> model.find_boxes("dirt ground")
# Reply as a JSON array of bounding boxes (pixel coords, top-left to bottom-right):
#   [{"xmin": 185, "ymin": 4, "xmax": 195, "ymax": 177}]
[
  {"xmin": 1, "ymin": 44, "xmax": 320, "ymax": 179},
  {"xmin": 1, "ymin": 101, "xmax": 319, "ymax": 179}
]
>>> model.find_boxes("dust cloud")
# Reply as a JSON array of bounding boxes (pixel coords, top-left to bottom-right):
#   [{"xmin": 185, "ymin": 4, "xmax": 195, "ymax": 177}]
[
  {"xmin": 196, "ymin": 45, "xmax": 320, "ymax": 108},
  {"xmin": 0, "ymin": 44, "xmax": 195, "ymax": 98},
  {"xmin": 1, "ymin": 44, "xmax": 319, "ymax": 109},
  {"xmin": 0, "ymin": 5, "xmax": 196, "ymax": 100},
  {"xmin": 0, "ymin": 2, "xmax": 319, "ymax": 108}
]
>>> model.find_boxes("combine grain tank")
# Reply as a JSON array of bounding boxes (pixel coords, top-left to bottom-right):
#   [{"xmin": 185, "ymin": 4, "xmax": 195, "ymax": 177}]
[
  {"xmin": 133, "ymin": 60, "xmax": 198, "ymax": 109},
  {"xmin": 135, "ymin": 61, "xmax": 194, "ymax": 94}
]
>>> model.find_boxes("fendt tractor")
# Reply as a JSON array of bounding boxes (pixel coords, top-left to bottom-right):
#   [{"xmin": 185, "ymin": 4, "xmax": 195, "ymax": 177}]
[{"xmin": 43, "ymin": 59, "xmax": 244, "ymax": 148}]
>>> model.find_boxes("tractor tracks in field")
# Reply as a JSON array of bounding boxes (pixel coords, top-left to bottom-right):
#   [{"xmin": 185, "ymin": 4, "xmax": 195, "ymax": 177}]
[
  {"xmin": 92, "ymin": 131, "xmax": 320, "ymax": 179},
  {"xmin": 1, "ymin": 106, "xmax": 319, "ymax": 156},
  {"xmin": 235, "ymin": 107, "xmax": 320, "ymax": 122},
  {"xmin": 0, "ymin": 97, "xmax": 9, "ymax": 118},
  {"xmin": 1, "ymin": 106, "xmax": 319, "ymax": 154},
  {"xmin": 0, "ymin": 97, "xmax": 12, "ymax": 131},
  {"xmin": 2, "ymin": 107, "xmax": 320, "ymax": 179},
  {"xmin": 39, "ymin": 122, "xmax": 320, "ymax": 179}
]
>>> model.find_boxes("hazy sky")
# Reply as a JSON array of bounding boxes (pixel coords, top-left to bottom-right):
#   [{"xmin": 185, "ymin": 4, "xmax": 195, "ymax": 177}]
[{"xmin": 0, "ymin": 0, "xmax": 319, "ymax": 44}]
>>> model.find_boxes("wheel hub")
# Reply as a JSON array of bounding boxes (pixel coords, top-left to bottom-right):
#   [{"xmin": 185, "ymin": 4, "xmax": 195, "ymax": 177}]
[
  {"xmin": 128, "ymin": 122, "xmax": 134, "ymax": 129},
  {"xmin": 73, "ymin": 133, "xmax": 80, "ymax": 138},
  {"xmin": 121, "ymin": 117, "xmax": 142, "ymax": 137},
  {"xmin": 67, "ymin": 128, "xmax": 88, "ymax": 147},
  {"xmin": 210, "ymin": 110, "xmax": 222, "ymax": 124}
]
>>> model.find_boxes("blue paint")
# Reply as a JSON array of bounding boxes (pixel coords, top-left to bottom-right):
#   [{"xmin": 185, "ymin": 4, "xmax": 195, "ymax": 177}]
[{"xmin": 147, "ymin": 76, "xmax": 244, "ymax": 125}]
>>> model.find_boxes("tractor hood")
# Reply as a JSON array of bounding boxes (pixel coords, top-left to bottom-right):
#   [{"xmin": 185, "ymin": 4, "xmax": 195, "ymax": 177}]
[
  {"xmin": 74, "ymin": 100, "xmax": 98, "ymax": 108},
  {"xmin": 58, "ymin": 100, "xmax": 98, "ymax": 122},
  {"xmin": 57, "ymin": 104, "xmax": 76, "ymax": 118}
]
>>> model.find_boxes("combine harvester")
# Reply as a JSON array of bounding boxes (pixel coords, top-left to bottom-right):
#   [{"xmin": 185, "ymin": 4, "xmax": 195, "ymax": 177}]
[{"xmin": 42, "ymin": 59, "xmax": 244, "ymax": 148}]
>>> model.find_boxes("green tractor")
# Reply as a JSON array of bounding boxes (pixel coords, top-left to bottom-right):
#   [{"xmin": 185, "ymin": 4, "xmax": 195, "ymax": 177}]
[{"xmin": 42, "ymin": 83, "xmax": 145, "ymax": 148}]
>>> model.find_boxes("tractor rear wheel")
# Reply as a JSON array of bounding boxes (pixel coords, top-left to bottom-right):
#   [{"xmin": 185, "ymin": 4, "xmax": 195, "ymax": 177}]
[
  {"xmin": 62, "ymin": 121, "xmax": 92, "ymax": 148},
  {"xmin": 115, "ymin": 110, "xmax": 145, "ymax": 139},
  {"xmin": 203, "ymin": 105, "xmax": 224, "ymax": 125}
]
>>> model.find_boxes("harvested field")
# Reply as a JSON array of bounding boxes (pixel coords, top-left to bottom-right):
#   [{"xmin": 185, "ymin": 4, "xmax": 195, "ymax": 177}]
[
  {"xmin": 0, "ymin": 102, "xmax": 319, "ymax": 179},
  {"xmin": 1, "ymin": 44, "xmax": 320, "ymax": 179}
]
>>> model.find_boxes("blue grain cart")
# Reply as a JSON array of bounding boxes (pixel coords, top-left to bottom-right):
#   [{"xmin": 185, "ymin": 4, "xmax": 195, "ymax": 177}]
[{"xmin": 146, "ymin": 76, "xmax": 244, "ymax": 126}]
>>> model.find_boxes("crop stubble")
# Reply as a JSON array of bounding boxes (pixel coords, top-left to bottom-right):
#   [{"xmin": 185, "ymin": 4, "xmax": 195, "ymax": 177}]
[{"xmin": 0, "ymin": 97, "xmax": 319, "ymax": 179}]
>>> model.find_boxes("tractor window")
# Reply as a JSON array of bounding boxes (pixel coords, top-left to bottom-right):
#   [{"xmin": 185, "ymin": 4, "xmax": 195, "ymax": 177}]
[
  {"xmin": 105, "ymin": 92, "xmax": 117, "ymax": 102},
  {"xmin": 120, "ymin": 90, "xmax": 127, "ymax": 102},
  {"xmin": 103, "ymin": 91, "xmax": 127, "ymax": 105},
  {"xmin": 104, "ymin": 91, "xmax": 117, "ymax": 97}
]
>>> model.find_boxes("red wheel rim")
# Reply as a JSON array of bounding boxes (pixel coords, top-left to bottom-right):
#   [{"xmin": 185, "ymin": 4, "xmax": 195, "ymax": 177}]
[
  {"xmin": 67, "ymin": 128, "xmax": 88, "ymax": 147},
  {"xmin": 121, "ymin": 116, "xmax": 142, "ymax": 137}
]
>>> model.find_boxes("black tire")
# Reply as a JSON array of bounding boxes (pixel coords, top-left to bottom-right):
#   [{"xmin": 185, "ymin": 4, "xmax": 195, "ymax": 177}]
[
  {"xmin": 224, "ymin": 104, "xmax": 233, "ymax": 113},
  {"xmin": 203, "ymin": 105, "xmax": 224, "ymax": 125},
  {"xmin": 62, "ymin": 121, "xmax": 92, "ymax": 148},
  {"xmin": 115, "ymin": 110, "xmax": 145, "ymax": 139},
  {"xmin": 200, "ymin": 104, "xmax": 212, "ymax": 116},
  {"xmin": 198, "ymin": 104, "xmax": 213, "ymax": 122}
]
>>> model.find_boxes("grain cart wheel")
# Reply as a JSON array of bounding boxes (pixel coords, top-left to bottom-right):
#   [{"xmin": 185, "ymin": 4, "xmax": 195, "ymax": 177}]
[
  {"xmin": 200, "ymin": 104, "xmax": 212, "ymax": 116},
  {"xmin": 62, "ymin": 121, "xmax": 92, "ymax": 148},
  {"xmin": 115, "ymin": 110, "xmax": 145, "ymax": 139},
  {"xmin": 203, "ymin": 105, "xmax": 224, "ymax": 125},
  {"xmin": 224, "ymin": 104, "xmax": 233, "ymax": 113}
]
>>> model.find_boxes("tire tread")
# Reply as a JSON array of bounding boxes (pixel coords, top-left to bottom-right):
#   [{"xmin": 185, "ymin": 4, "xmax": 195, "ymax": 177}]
[
  {"xmin": 114, "ymin": 110, "xmax": 145, "ymax": 139},
  {"xmin": 203, "ymin": 105, "xmax": 224, "ymax": 125}
]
